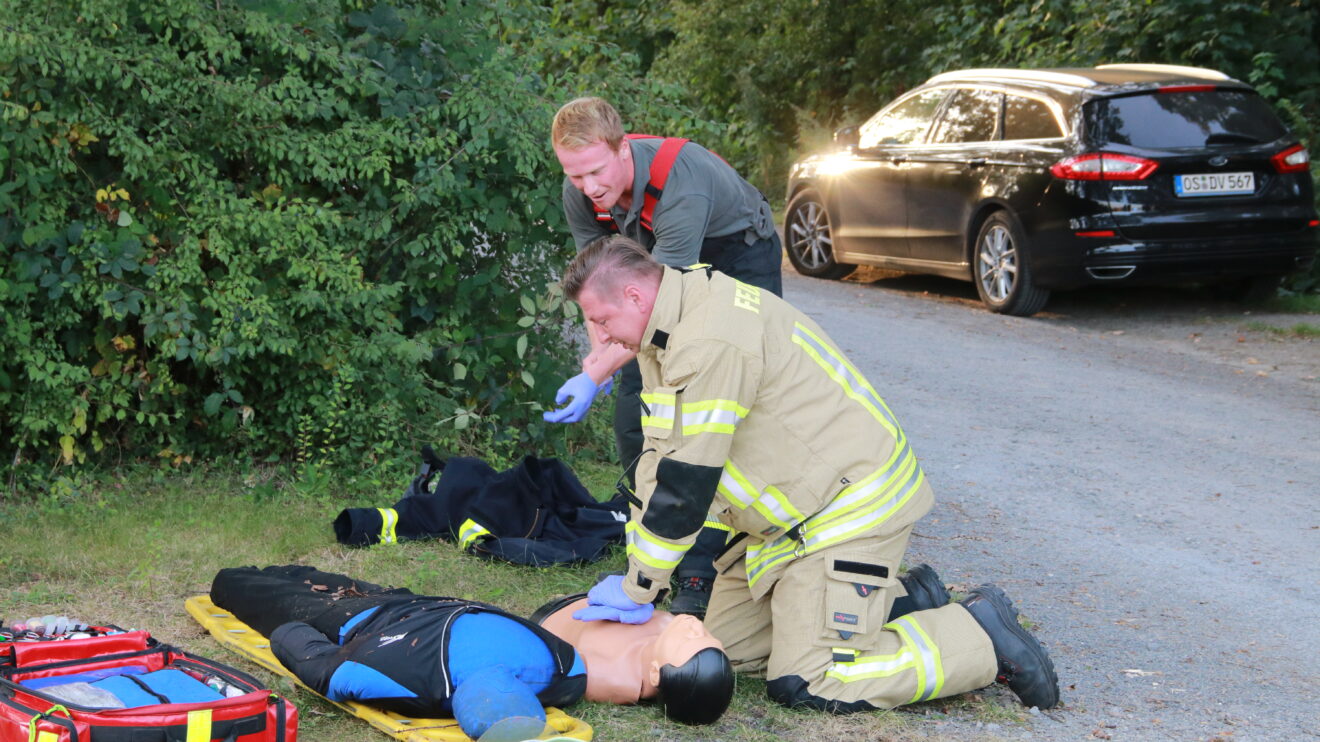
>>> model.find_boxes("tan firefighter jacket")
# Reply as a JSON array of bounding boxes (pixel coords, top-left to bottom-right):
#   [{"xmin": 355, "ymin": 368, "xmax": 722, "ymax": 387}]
[{"xmin": 622, "ymin": 266, "xmax": 935, "ymax": 604}]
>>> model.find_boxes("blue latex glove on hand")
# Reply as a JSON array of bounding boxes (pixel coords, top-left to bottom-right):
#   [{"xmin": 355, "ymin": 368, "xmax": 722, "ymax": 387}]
[
  {"xmin": 599, "ymin": 373, "xmax": 614, "ymax": 396},
  {"xmin": 542, "ymin": 373, "xmax": 600, "ymax": 423},
  {"xmin": 572, "ymin": 574, "xmax": 654, "ymax": 624}
]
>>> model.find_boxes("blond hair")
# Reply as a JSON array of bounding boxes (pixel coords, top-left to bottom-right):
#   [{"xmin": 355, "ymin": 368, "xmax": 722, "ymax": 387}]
[
  {"xmin": 552, "ymin": 97, "xmax": 626, "ymax": 150},
  {"xmin": 562, "ymin": 235, "xmax": 662, "ymax": 301}
]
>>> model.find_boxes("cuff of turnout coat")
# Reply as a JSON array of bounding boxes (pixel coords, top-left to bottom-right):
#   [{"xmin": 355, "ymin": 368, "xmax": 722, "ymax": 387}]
[{"xmin": 334, "ymin": 507, "xmax": 384, "ymax": 546}]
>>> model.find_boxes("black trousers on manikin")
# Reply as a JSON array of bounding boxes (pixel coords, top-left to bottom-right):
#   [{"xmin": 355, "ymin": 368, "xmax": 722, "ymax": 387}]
[
  {"xmin": 211, "ymin": 566, "xmax": 416, "ymax": 696},
  {"xmin": 211, "ymin": 566, "xmax": 410, "ymax": 642},
  {"xmin": 615, "ymin": 230, "xmax": 784, "ymax": 581}
]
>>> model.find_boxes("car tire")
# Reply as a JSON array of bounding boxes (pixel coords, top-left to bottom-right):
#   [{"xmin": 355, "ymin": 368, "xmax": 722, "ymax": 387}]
[
  {"xmin": 785, "ymin": 188, "xmax": 855, "ymax": 280},
  {"xmin": 1211, "ymin": 274, "xmax": 1282, "ymax": 305},
  {"xmin": 972, "ymin": 211, "xmax": 1050, "ymax": 316}
]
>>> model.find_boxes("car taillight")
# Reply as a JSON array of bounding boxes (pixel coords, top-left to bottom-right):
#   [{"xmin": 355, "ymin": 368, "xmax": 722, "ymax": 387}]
[
  {"xmin": 1271, "ymin": 144, "xmax": 1310, "ymax": 174},
  {"xmin": 1051, "ymin": 153, "xmax": 1159, "ymax": 181}
]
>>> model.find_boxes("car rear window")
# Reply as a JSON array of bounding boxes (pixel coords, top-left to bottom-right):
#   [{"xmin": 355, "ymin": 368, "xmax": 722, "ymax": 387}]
[{"xmin": 1085, "ymin": 89, "xmax": 1289, "ymax": 148}]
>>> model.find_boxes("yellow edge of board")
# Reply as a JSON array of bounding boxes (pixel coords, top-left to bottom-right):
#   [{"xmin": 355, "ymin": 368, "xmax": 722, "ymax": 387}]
[{"xmin": 185, "ymin": 595, "xmax": 592, "ymax": 742}]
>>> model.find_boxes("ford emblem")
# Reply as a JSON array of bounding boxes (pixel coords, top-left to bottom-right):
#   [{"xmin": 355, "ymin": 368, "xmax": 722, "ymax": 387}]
[{"xmin": 1209, "ymin": 155, "xmax": 1229, "ymax": 167}]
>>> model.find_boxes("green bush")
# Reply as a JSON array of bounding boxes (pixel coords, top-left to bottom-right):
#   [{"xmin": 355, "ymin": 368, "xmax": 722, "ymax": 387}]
[{"xmin": 0, "ymin": 0, "xmax": 695, "ymax": 490}]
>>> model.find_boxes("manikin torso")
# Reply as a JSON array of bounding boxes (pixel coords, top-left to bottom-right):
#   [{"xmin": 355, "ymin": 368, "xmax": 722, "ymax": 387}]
[{"xmin": 537, "ymin": 598, "xmax": 723, "ymax": 704}]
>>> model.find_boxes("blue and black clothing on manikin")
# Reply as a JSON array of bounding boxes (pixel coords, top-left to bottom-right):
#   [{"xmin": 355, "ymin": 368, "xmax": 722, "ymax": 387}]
[
  {"xmin": 334, "ymin": 450, "xmax": 627, "ymax": 566},
  {"xmin": 210, "ymin": 566, "xmax": 585, "ymax": 739}
]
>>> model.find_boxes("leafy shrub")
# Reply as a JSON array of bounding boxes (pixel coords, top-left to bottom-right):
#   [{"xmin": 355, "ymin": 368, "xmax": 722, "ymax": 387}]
[{"xmin": 0, "ymin": 0, "xmax": 695, "ymax": 490}]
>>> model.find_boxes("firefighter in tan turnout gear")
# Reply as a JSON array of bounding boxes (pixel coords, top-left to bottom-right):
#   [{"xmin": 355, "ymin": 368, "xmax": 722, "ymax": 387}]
[{"xmin": 562, "ymin": 235, "xmax": 1060, "ymax": 713}]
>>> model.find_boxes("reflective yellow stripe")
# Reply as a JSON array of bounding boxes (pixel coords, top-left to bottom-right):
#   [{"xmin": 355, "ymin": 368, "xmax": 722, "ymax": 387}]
[
  {"xmin": 458, "ymin": 518, "xmax": 492, "ymax": 550},
  {"xmin": 746, "ymin": 537, "xmax": 797, "ymax": 588},
  {"xmin": 717, "ymin": 461, "xmax": 805, "ymax": 533},
  {"xmin": 756, "ymin": 485, "xmax": 806, "ymax": 531},
  {"xmin": 702, "ymin": 518, "xmax": 733, "ymax": 532},
  {"xmin": 888, "ymin": 615, "xmax": 945, "ymax": 702},
  {"xmin": 744, "ymin": 441, "xmax": 923, "ymax": 586},
  {"xmin": 681, "ymin": 399, "xmax": 747, "ymax": 435},
  {"xmin": 186, "ymin": 709, "xmax": 213, "ymax": 742},
  {"xmin": 640, "ymin": 392, "xmax": 676, "ymax": 432},
  {"xmin": 36, "ymin": 732, "xmax": 59, "ymax": 742},
  {"xmin": 825, "ymin": 646, "xmax": 916, "ymax": 683},
  {"xmin": 625, "ymin": 522, "xmax": 689, "ymax": 570},
  {"xmin": 792, "ymin": 322, "xmax": 900, "ymax": 436},
  {"xmin": 377, "ymin": 507, "xmax": 398, "ymax": 545},
  {"xmin": 802, "ymin": 458, "xmax": 923, "ymax": 552},
  {"xmin": 806, "ymin": 440, "xmax": 914, "ymax": 532},
  {"xmin": 717, "ymin": 461, "xmax": 758, "ymax": 509}
]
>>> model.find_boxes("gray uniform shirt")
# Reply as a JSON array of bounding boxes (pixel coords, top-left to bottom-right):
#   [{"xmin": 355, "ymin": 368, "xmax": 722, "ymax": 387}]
[{"xmin": 561, "ymin": 138, "xmax": 776, "ymax": 267}]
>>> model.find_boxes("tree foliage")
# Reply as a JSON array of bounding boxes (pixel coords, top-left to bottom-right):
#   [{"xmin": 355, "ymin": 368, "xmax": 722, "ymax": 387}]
[
  {"xmin": 654, "ymin": 0, "xmax": 1320, "ymax": 186},
  {"xmin": 0, "ymin": 0, "xmax": 700, "ymax": 487}
]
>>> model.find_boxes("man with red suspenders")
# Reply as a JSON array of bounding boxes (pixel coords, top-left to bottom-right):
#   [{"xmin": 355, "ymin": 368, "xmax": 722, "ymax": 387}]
[{"xmin": 543, "ymin": 97, "xmax": 783, "ymax": 618}]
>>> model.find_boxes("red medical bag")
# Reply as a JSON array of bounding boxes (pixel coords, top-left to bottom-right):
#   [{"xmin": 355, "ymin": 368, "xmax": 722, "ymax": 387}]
[{"xmin": 0, "ymin": 630, "xmax": 297, "ymax": 741}]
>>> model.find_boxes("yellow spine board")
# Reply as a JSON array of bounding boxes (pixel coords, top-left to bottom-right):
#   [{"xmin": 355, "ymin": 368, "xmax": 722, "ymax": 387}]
[{"xmin": 184, "ymin": 596, "xmax": 592, "ymax": 742}]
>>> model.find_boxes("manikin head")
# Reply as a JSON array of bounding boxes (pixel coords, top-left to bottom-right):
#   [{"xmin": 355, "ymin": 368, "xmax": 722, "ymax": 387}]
[
  {"xmin": 562, "ymin": 236, "xmax": 663, "ymax": 352},
  {"xmin": 552, "ymin": 97, "xmax": 634, "ymax": 212},
  {"xmin": 646, "ymin": 614, "xmax": 735, "ymax": 725}
]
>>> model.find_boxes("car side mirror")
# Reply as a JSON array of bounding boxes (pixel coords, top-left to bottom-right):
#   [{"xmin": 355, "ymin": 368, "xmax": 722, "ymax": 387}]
[{"xmin": 833, "ymin": 125, "xmax": 860, "ymax": 150}]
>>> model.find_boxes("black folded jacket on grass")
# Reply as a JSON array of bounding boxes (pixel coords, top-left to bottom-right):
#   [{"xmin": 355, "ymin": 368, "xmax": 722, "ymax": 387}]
[{"xmin": 334, "ymin": 451, "xmax": 627, "ymax": 566}]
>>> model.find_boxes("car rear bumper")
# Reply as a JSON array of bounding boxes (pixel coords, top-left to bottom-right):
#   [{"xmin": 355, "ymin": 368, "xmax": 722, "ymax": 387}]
[{"xmin": 1031, "ymin": 229, "xmax": 1318, "ymax": 289}]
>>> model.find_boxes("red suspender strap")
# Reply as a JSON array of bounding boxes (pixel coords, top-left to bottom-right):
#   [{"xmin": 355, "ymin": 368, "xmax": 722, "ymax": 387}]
[
  {"xmin": 592, "ymin": 134, "xmax": 688, "ymax": 233},
  {"xmin": 640, "ymin": 137, "xmax": 688, "ymax": 232}
]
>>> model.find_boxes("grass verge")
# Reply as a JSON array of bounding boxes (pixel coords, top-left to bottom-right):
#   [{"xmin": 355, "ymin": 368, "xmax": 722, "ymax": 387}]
[
  {"xmin": 1271, "ymin": 292, "xmax": 1320, "ymax": 314},
  {"xmin": 0, "ymin": 463, "xmax": 1032, "ymax": 741},
  {"xmin": 1243, "ymin": 319, "xmax": 1320, "ymax": 337}
]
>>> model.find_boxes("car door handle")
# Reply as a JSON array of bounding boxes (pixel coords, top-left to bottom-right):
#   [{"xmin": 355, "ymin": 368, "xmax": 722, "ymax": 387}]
[
  {"xmin": 967, "ymin": 158, "xmax": 987, "ymax": 168},
  {"xmin": 887, "ymin": 156, "xmax": 909, "ymax": 164}
]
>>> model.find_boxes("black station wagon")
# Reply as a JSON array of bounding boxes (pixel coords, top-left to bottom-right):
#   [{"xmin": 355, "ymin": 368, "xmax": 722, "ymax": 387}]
[{"xmin": 785, "ymin": 64, "xmax": 1319, "ymax": 315}]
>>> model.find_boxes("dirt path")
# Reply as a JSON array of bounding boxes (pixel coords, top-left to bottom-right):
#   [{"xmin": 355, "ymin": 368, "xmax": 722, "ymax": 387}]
[{"xmin": 784, "ymin": 269, "xmax": 1320, "ymax": 741}]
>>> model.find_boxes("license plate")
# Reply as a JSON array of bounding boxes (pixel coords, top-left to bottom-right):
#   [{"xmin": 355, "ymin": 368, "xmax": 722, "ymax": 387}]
[{"xmin": 1174, "ymin": 171, "xmax": 1255, "ymax": 197}]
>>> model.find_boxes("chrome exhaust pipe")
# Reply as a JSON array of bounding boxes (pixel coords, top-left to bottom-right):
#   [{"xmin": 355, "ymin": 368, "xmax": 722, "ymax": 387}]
[{"xmin": 1086, "ymin": 265, "xmax": 1136, "ymax": 280}]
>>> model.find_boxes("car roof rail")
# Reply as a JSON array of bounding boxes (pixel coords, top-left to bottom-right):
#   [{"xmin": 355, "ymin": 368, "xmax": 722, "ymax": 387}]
[
  {"xmin": 1094, "ymin": 63, "xmax": 1232, "ymax": 81},
  {"xmin": 926, "ymin": 68, "xmax": 1100, "ymax": 88}
]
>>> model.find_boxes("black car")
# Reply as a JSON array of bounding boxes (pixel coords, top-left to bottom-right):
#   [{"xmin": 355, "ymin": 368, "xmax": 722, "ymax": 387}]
[{"xmin": 785, "ymin": 64, "xmax": 1319, "ymax": 315}]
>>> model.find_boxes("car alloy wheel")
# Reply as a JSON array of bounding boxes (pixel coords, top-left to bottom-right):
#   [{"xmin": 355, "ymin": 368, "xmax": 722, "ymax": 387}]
[
  {"xmin": 972, "ymin": 211, "xmax": 1049, "ymax": 316},
  {"xmin": 791, "ymin": 201, "xmax": 831, "ymax": 270},
  {"xmin": 977, "ymin": 223, "xmax": 1017, "ymax": 303},
  {"xmin": 785, "ymin": 189, "xmax": 855, "ymax": 279}
]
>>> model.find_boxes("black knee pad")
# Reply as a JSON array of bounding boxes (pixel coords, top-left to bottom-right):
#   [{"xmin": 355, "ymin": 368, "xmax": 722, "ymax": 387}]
[{"xmin": 767, "ymin": 675, "xmax": 879, "ymax": 715}]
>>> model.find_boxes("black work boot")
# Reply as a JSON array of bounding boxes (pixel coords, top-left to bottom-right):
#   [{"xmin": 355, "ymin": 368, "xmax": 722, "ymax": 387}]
[
  {"xmin": 898, "ymin": 564, "xmax": 950, "ymax": 612},
  {"xmin": 668, "ymin": 575, "xmax": 713, "ymax": 619},
  {"xmin": 960, "ymin": 584, "xmax": 1060, "ymax": 709}
]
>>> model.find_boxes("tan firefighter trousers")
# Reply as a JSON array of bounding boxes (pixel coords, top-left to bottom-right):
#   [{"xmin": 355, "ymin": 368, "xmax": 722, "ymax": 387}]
[{"xmin": 705, "ymin": 525, "xmax": 998, "ymax": 709}]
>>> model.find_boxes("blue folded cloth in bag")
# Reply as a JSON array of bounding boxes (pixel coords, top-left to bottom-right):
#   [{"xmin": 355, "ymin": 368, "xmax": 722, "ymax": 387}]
[
  {"xmin": 22, "ymin": 665, "xmax": 149, "ymax": 690},
  {"xmin": 92, "ymin": 669, "xmax": 224, "ymax": 707}
]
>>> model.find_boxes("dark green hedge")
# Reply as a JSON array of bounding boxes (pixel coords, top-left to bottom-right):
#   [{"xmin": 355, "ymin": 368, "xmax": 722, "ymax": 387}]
[{"xmin": 0, "ymin": 0, "xmax": 695, "ymax": 486}]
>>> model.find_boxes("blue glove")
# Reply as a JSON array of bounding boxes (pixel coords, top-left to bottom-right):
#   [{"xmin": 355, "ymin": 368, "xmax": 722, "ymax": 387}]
[
  {"xmin": 542, "ymin": 372, "xmax": 600, "ymax": 424},
  {"xmin": 572, "ymin": 574, "xmax": 654, "ymax": 624},
  {"xmin": 572, "ymin": 603, "xmax": 654, "ymax": 624},
  {"xmin": 599, "ymin": 373, "xmax": 614, "ymax": 396}
]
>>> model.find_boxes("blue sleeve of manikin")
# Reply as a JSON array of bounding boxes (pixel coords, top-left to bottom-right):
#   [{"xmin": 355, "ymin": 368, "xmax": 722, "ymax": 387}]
[
  {"xmin": 337, "ymin": 606, "xmax": 379, "ymax": 644},
  {"xmin": 450, "ymin": 665, "xmax": 546, "ymax": 740}
]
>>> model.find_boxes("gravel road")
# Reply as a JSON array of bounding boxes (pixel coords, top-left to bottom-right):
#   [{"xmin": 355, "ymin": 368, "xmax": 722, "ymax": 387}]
[{"xmin": 782, "ymin": 268, "xmax": 1320, "ymax": 741}]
